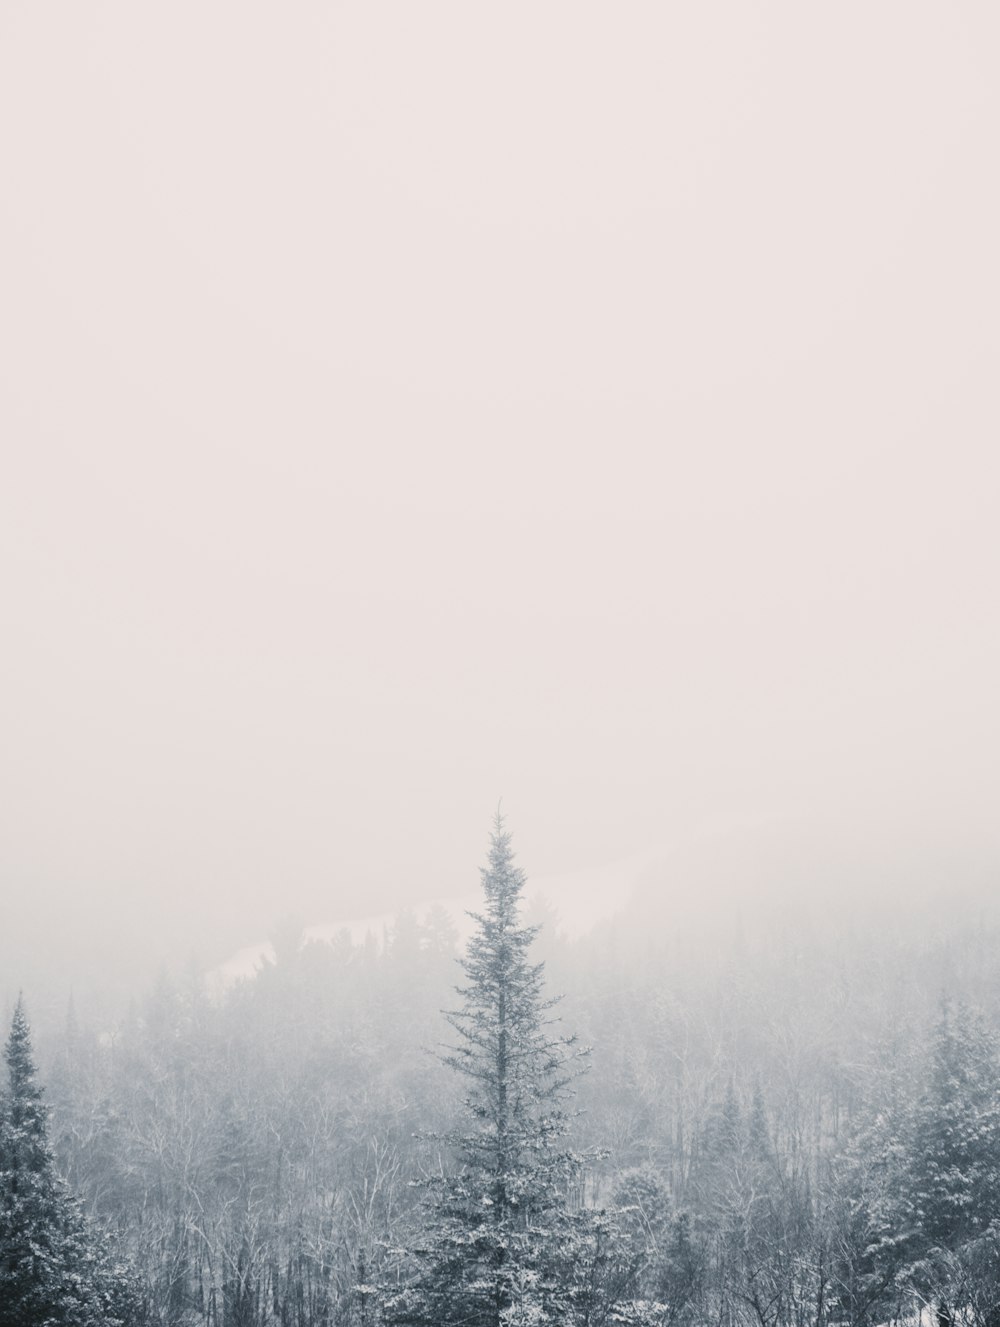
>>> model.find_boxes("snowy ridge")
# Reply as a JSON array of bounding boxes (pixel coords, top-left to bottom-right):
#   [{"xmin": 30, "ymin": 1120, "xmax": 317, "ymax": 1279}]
[{"xmin": 210, "ymin": 851, "xmax": 656, "ymax": 989}]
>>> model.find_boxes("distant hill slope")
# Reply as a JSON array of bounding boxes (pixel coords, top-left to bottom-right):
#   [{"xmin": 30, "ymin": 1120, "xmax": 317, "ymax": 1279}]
[{"xmin": 211, "ymin": 850, "xmax": 660, "ymax": 987}]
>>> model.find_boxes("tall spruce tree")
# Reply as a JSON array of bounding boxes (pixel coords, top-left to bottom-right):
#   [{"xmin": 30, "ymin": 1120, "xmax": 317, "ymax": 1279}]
[
  {"xmin": 386, "ymin": 815, "xmax": 658, "ymax": 1327},
  {"xmin": 901, "ymin": 1001, "xmax": 1000, "ymax": 1324},
  {"xmin": 0, "ymin": 997, "xmax": 142, "ymax": 1327},
  {"xmin": 908, "ymin": 1002, "xmax": 1000, "ymax": 1252}
]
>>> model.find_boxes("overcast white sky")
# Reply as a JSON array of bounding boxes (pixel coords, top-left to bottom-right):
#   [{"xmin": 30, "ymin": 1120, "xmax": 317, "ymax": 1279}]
[{"xmin": 2, "ymin": 2, "xmax": 998, "ymax": 992}]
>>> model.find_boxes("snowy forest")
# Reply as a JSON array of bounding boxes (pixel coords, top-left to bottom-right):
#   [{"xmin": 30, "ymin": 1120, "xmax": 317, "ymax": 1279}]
[
  {"xmin": 3, "ymin": 1, "xmax": 998, "ymax": 1325},
  {"xmin": 5, "ymin": 819, "xmax": 1000, "ymax": 1327}
]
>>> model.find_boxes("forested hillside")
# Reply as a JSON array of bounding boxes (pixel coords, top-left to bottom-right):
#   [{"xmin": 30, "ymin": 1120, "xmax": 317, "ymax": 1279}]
[
  {"xmin": 3, "ymin": 0, "xmax": 996, "ymax": 1321},
  {"xmin": 7, "ymin": 828, "xmax": 1000, "ymax": 1326}
]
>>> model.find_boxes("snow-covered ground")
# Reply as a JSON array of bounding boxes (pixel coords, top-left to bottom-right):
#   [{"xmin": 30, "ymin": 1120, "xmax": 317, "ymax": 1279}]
[{"xmin": 210, "ymin": 850, "xmax": 657, "ymax": 989}]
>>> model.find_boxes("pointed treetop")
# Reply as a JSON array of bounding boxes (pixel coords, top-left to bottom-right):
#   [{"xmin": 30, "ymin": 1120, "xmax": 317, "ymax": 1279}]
[
  {"xmin": 3, "ymin": 994, "xmax": 49, "ymax": 1163},
  {"xmin": 480, "ymin": 808, "xmax": 528, "ymax": 918},
  {"xmin": 5, "ymin": 993, "xmax": 38, "ymax": 1094}
]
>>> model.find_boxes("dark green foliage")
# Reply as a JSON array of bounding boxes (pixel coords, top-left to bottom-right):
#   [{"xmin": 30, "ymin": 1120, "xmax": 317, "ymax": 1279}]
[
  {"xmin": 825, "ymin": 1108, "xmax": 910, "ymax": 1327},
  {"xmin": 896, "ymin": 1003, "xmax": 1000, "ymax": 1322},
  {"xmin": 386, "ymin": 818, "xmax": 586, "ymax": 1325},
  {"xmin": 612, "ymin": 1170, "xmax": 703, "ymax": 1326},
  {"xmin": 0, "ymin": 997, "xmax": 143, "ymax": 1327},
  {"xmin": 387, "ymin": 817, "xmax": 653, "ymax": 1327},
  {"xmin": 25, "ymin": 858, "xmax": 1000, "ymax": 1326},
  {"xmin": 907, "ymin": 1001, "xmax": 1000, "ymax": 1250},
  {"xmin": 818, "ymin": 1000, "xmax": 1000, "ymax": 1327}
]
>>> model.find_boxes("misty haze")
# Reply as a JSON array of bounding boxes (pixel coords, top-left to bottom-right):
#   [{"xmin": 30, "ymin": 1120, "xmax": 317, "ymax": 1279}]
[{"xmin": 2, "ymin": 4, "xmax": 999, "ymax": 1326}]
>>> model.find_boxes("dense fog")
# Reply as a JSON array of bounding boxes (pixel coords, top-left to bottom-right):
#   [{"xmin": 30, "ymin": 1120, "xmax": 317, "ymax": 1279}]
[{"xmin": 2, "ymin": 3, "xmax": 999, "ymax": 1325}]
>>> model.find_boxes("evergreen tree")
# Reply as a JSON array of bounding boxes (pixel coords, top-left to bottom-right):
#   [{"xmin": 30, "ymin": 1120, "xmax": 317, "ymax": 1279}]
[
  {"xmin": 908, "ymin": 1001, "xmax": 1000, "ymax": 1252},
  {"xmin": 902, "ymin": 1002, "xmax": 1000, "ymax": 1324},
  {"xmin": 387, "ymin": 815, "xmax": 658, "ymax": 1327},
  {"xmin": 0, "ymin": 997, "xmax": 142, "ymax": 1327}
]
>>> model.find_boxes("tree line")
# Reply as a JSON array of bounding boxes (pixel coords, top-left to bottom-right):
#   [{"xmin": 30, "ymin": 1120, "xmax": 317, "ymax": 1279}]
[{"xmin": 5, "ymin": 821, "xmax": 1000, "ymax": 1324}]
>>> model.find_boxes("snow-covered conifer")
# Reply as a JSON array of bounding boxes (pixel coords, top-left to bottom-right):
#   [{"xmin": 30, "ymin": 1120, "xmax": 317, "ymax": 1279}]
[
  {"xmin": 0, "ymin": 997, "xmax": 142, "ymax": 1327},
  {"xmin": 387, "ymin": 815, "xmax": 655, "ymax": 1327}
]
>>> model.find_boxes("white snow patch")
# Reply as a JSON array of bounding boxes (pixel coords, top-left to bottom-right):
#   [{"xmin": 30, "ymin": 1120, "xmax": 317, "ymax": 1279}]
[{"xmin": 210, "ymin": 851, "xmax": 655, "ymax": 990}]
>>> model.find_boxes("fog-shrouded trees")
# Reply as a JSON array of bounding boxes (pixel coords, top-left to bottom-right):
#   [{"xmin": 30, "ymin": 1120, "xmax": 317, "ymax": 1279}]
[
  {"xmin": 385, "ymin": 815, "xmax": 654, "ymax": 1327},
  {"xmin": 0, "ymin": 997, "xmax": 142, "ymax": 1327},
  {"xmin": 900, "ymin": 1002, "xmax": 1000, "ymax": 1326},
  {"xmin": 18, "ymin": 826, "xmax": 1000, "ymax": 1326}
]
